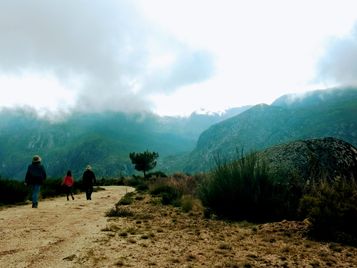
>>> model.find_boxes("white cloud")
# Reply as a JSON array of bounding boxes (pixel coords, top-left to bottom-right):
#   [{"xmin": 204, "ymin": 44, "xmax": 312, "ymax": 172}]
[
  {"xmin": 0, "ymin": 0, "xmax": 214, "ymax": 114},
  {"xmin": 0, "ymin": 0, "xmax": 357, "ymax": 116},
  {"xmin": 142, "ymin": 0, "xmax": 357, "ymax": 115},
  {"xmin": 0, "ymin": 73, "xmax": 76, "ymax": 110},
  {"xmin": 317, "ymin": 24, "xmax": 357, "ymax": 87}
]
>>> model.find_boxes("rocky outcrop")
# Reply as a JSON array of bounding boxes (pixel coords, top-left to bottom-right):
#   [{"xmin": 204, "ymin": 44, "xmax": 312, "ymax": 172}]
[{"xmin": 260, "ymin": 137, "xmax": 357, "ymax": 182}]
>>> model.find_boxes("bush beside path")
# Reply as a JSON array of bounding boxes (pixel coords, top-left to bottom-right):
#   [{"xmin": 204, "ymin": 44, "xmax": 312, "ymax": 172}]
[{"xmin": 78, "ymin": 192, "xmax": 357, "ymax": 267}]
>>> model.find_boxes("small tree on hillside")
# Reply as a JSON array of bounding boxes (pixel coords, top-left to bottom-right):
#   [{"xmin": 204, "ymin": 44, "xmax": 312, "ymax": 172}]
[{"xmin": 129, "ymin": 150, "xmax": 159, "ymax": 177}]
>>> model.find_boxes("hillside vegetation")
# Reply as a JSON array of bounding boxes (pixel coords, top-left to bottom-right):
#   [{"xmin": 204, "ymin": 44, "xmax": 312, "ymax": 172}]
[
  {"xmin": 0, "ymin": 108, "xmax": 246, "ymax": 180},
  {"xmin": 182, "ymin": 88, "xmax": 357, "ymax": 173},
  {"xmin": 142, "ymin": 138, "xmax": 357, "ymax": 245}
]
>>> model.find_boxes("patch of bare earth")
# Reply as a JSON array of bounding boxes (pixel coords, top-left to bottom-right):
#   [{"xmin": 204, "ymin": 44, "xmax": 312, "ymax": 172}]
[
  {"xmin": 0, "ymin": 186, "xmax": 134, "ymax": 268},
  {"xmin": 78, "ymin": 192, "xmax": 357, "ymax": 268}
]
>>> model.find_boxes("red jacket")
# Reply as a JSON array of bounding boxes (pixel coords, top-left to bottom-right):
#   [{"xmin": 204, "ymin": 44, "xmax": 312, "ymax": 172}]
[{"xmin": 62, "ymin": 175, "xmax": 74, "ymax": 187}]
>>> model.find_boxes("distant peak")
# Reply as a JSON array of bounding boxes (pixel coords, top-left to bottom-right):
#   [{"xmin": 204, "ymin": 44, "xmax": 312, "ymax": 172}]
[
  {"xmin": 271, "ymin": 87, "xmax": 357, "ymax": 108},
  {"xmin": 192, "ymin": 108, "xmax": 220, "ymax": 116},
  {"xmin": 250, "ymin": 103, "xmax": 270, "ymax": 110}
]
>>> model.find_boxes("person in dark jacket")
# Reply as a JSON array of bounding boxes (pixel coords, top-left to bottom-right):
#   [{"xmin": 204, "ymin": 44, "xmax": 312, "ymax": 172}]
[
  {"xmin": 25, "ymin": 155, "xmax": 47, "ymax": 208},
  {"xmin": 82, "ymin": 165, "xmax": 96, "ymax": 200}
]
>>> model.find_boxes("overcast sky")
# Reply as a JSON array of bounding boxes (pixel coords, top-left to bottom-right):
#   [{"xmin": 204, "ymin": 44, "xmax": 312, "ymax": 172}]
[{"xmin": 1, "ymin": 0, "xmax": 357, "ymax": 116}]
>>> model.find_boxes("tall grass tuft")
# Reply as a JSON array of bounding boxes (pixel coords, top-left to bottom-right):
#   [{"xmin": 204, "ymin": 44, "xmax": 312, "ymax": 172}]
[
  {"xmin": 198, "ymin": 152, "xmax": 291, "ymax": 222},
  {"xmin": 148, "ymin": 173, "xmax": 205, "ymax": 208},
  {"xmin": 116, "ymin": 192, "xmax": 135, "ymax": 206}
]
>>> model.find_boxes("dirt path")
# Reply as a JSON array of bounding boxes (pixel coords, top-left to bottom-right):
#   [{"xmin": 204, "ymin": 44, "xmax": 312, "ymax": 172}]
[
  {"xmin": 1, "ymin": 188, "xmax": 357, "ymax": 267},
  {"xmin": 0, "ymin": 186, "xmax": 133, "ymax": 268}
]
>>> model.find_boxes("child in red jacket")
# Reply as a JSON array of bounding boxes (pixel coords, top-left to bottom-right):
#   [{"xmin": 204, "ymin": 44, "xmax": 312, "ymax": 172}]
[{"xmin": 62, "ymin": 170, "xmax": 75, "ymax": 201}]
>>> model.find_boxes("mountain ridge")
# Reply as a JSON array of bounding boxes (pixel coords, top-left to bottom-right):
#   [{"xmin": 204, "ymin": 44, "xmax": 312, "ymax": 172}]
[
  {"xmin": 179, "ymin": 88, "xmax": 357, "ymax": 173},
  {"xmin": 0, "ymin": 106, "xmax": 248, "ymax": 179}
]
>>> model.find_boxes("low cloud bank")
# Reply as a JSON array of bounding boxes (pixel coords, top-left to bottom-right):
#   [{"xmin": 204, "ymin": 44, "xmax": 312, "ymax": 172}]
[{"xmin": 0, "ymin": 0, "xmax": 214, "ymax": 113}]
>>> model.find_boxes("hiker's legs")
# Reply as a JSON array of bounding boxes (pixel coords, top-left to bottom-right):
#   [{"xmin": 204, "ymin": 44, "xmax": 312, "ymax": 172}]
[
  {"xmin": 89, "ymin": 186, "xmax": 93, "ymax": 200},
  {"xmin": 32, "ymin": 184, "xmax": 40, "ymax": 208},
  {"xmin": 69, "ymin": 187, "xmax": 74, "ymax": 200},
  {"xmin": 86, "ymin": 186, "xmax": 93, "ymax": 200},
  {"xmin": 65, "ymin": 186, "xmax": 70, "ymax": 200},
  {"xmin": 85, "ymin": 188, "xmax": 90, "ymax": 200}
]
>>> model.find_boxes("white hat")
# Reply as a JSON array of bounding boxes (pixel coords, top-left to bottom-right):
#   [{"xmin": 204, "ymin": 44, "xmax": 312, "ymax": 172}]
[{"xmin": 32, "ymin": 155, "xmax": 41, "ymax": 163}]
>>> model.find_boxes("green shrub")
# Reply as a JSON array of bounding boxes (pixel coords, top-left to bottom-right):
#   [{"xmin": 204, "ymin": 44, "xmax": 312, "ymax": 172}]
[
  {"xmin": 198, "ymin": 152, "xmax": 293, "ymax": 222},
  {"xmin": 150, "ymin": 184, "xmax": 181, "ymax": 205},
  {"xmin": 125, "ymin": 175, "xmax": 142, "ymax": 186},
  {"xmin": 98, "ymin": 177, "xmax": 126, "ymax": 186},
  {"xmin": 117, "ymin": 192, "xmax": 135, "ymax": 205},
  {"xmin": 135, "ymin": 183, "xmax": 149, "ymax": 192},
  {"xmin": 147, "ymin": 174, "xmax": 206, "ymax": 208},
  {"xmin": 0, "ymin": 179, "xmax": 29, "ymax": 205},
  {"xmin": 180, "ymin": 195, "xmax": 195, "ymax": 212},
  {"xmin": 124, "ymin": 176, "xmax": 148, "ymax": 192},
  {"xmin": 171, "ymin": 173, "xmax": 204, "ymax": 196},
  {"xmin": 41, "ymin": 179, "xmax": 64, "ymax": 198},
  {"xmin": 161, "ymin": 192, "xmax": 179, "ymax": 205},
  {"xmin": 106, "ymin": 207, "xmax": 133, "ymax": 217},
  {"xmin": 146, "ymin": 171, "xmax": 167, "ymax": 179},
  {"xmin": 299, "ymin": 177, "xmax": 357, "ymax": 245}
]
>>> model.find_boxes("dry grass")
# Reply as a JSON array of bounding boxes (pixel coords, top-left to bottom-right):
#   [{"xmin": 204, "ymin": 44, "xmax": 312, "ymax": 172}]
[{"xmin": 79, "ymin": 192, "xmax": 357, "ymax": 267}]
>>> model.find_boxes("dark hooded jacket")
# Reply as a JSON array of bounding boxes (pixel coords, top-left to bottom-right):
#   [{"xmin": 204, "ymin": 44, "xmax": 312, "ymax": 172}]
[
  {"xmin": 25, "ymin": 162, "xmax": 47, "ymax": 185},
  {"xmin": 82, "ymin": 169, "xmax": 96, "ymax": 188}
]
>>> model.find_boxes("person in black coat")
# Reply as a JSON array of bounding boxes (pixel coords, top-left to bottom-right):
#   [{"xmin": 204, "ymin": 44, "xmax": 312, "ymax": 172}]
[
  {"xmin": 25, "ymin": 155, "xmax": 47, "ymax": 208},
  {"xmin": 82, "ymin": 165, "xmax": 96, "ymax": 200}
]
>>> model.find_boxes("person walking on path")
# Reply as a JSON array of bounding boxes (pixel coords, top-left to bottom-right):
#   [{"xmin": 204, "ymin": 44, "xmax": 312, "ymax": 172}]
[
  {"xmin": 62, "ymin": 170, "xmax": 75, "ymax": 201},
  {"xmin": 82, "ymin": 165, "xmax": 96, "ymax": 200},
  {"xmin": 24, "ymin": 155, "xmax": 47, "ymax": 208}
]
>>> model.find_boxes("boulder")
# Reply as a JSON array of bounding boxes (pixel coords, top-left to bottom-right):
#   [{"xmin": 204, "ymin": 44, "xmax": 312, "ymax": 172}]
[{"xmin": 260, "ymin": 137, "xmax": 357, "ymax": 182}]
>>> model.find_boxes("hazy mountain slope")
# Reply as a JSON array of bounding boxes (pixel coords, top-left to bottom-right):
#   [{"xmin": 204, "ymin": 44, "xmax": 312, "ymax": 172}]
[
  {"xmin": 157, "ymin": 106, "xmax": 251, "ymax": 140},
  {"xmin": 0, "ymin": 106, "xmax": 248, "ymax": 179},
  {"xmin": 183, "ymin": 88, "xmax": 357, "ymax": 173},
  {"xmin": 0, "ymin": 111, "xmax": 192, "ymax": 179}
]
